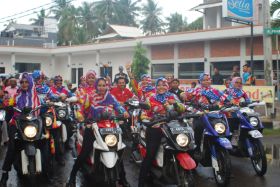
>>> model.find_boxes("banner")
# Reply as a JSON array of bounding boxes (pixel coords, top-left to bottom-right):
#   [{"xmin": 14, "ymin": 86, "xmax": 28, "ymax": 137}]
[
  {"xmin": 222, "ymin": 0, "xmax": 257, "ymax": 23},
  {"xmin": 180, "ymin": 85, "xmax": 275, "ymax": 104}
]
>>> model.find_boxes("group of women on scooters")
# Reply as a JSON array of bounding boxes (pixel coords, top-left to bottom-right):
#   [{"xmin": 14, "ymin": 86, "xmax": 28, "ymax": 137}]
[{"xmin": 0, "ymin": 66, "xmax": 266, "ymax": 187}]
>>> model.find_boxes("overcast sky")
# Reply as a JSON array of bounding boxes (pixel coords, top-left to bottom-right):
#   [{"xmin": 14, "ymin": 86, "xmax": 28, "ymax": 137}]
[{"xmin": 0, "ymin": 0, "xmax": 204, "ymax": 30}]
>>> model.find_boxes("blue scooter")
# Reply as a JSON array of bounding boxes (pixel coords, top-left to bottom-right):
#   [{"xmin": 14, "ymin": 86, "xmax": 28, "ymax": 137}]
[
  {"xmin": 227, "ymin": 101, "xmax": 267, "ymax": 176},
  {"xmin": 193, "ymin": 104, "xmax": 233, "ymax": 187}
]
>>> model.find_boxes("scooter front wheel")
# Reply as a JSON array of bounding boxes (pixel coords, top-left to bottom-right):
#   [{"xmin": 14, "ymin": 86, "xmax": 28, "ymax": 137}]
[
  {"xmin": 213, "ymin": 147, "xmax": 231, "ymax": 187},
  {"xmin": 250, "ymin": 139, "xmax": 267, "ymax": 176}
]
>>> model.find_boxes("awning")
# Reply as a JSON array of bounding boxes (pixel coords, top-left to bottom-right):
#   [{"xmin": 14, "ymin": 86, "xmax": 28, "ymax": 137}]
[{"xmin": 190, "ymin": 2, "xmax": 223, "ymax": 11}]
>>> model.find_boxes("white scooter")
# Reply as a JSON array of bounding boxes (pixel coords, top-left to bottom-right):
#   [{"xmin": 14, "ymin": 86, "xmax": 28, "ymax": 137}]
[{"xmin": 75, "ymin": 112, "xmax": 126, "ymax": 187}]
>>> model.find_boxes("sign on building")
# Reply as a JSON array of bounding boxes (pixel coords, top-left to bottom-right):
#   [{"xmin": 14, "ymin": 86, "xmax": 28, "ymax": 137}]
[{"xmin": 222, "ymin": 0, "xmax": 258, "ymax": 23}]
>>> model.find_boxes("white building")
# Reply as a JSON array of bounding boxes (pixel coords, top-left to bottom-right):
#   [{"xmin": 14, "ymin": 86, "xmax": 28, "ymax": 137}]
[{"xmin": 0, "ymin": 0, "xmax": 277, "ymax": 86}]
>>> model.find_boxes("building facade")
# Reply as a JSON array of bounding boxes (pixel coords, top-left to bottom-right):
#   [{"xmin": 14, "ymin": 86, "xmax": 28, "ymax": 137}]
[{"xmin": 0, "ymin": 1, "xmax": 278, "ymax": 86}]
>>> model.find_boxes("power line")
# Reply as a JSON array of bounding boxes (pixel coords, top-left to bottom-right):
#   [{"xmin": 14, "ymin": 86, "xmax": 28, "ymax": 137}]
[
  {"xmin": 0, "ymin": 0, "xmax": 76, "ymax": 24},
  {"xmin": 0, "ymin": 0, "xmax": 57, "ymax": 21}
]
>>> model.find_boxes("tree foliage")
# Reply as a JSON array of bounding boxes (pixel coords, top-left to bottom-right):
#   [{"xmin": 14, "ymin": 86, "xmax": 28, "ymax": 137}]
[
  {"xmin": 185, "ymin": 17, "xmax": 203, "ymax": 31},
  {"xmin": 166, "ymin": 12, "xmax": 187, "ymax": 33},
  {"xmin": 42, "ymin": 0, "xmax": 205, "ymax": 45},
  {"xmin": 131, "ymin": 42, "xmax": 151, "ymax": 81},
  {"xmin": 271, "ymin": 0, "xmax": 280, "ymax": 27},
  {"xmin": 140, "ymin": 0, "xmax": 164, "ymax": 35}
]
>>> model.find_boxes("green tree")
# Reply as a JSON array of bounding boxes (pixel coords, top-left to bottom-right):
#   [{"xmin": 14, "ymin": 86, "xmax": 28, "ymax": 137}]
[
  {"xmin": 52, "ymin": 0, "xmax": 71, "ymax": 20},
  {"xmin": 131, "ymin": 42, "xmax": 151, "ymax": 81},
  {"xmin": 57, "ymin": 5, "xmax": 79, "ymax": 45},
  {"xmin": 271, "ymin": 0, "xmax": 280, "ymax": 27},
  {"xmin": 185, "ymin": 17, "xmax": 203, "ymax": 31},
  {"xmin": 140, "ymin": 0, "xmax": 164, "ymax": 35},
  {"xmin": 93, "ymin": 0, "xmax": 121, "ymax": 30},
  {"xmin": 117, "ymin": 0, "xmax": 140, "ymax": 26},
  {"xmin": 77, "ymin": 1, "xmax": 100, "ymax": 39},
  {"xmin": 29, "ymin": 9, "xmax": 47, "ymax": 26},
  {"xmin": 166, "ymin": 12, "xmax": 187, "ymax": 33}
]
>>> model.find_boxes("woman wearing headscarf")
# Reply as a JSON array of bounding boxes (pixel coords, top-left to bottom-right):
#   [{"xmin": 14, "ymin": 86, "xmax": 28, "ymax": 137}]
[
  {"xmin": 225, "ymin": 77, "xmax": 251, "ymax": 105},
  {"xmin": 224, "ymin": 77, "xmax": 251, "ymax": 132},
  {"xmin": 66, "ymin": 77, "xmax": 130, "ymax": 187},
  {"xmin": 138, "ymin": 77, "xmax": 185, "ymax": 187},
  {"xmin": 51, "ymin": 75, "xmax": 74, "ymax": 98},
  {"xmin": 79, "ymin": 75, "xmax": 86, "ymax": 88},
  {"xmin": 192, "ymin": 73, "xmax": 229, "ymax": 155},
  {"xmin": 125, "ymin": 64, "xmax": 155, "ymax": 102},
  {"xmin": 75, "ymin": 70, "xmax": 97, "ymax": 122},
  {"xmin": 0, "ymin": 73, "xmax": 41, "ymax": 186}
]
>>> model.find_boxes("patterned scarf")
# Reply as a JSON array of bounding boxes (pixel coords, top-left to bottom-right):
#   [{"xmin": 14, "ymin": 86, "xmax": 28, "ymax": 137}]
[
  {"xmin": 140, "ymin": 74, "xmax": 154, "ymax": 92},
  {"xmin": 155, "ymin": 77, "xmax": 172, "ymax": 103}
]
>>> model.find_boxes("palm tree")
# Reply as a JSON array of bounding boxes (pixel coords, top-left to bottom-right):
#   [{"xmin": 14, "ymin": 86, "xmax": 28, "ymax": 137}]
[
  {"xmin": 166, "ymin": 12, "xmax": 187, "ymax": 33},
  {"xmin": 77, "ymin": 2, "xmax": 100, "ymax": 39},
  {"xmin": 117, "ymin": 0, "xmax": 141, "ymax": 26},
  {"xmin": 57, "ymin": 5, "xmax": 79, "ymax": 45},
  {"xmin": 29, "ymin": 9, "xmax": 47, "ymax": 26},
  {"xmin": 52, "ymin": 0, "xmax": 71, "ymax": 20},
  {"xmin": 93, "ymin": 0, "xmax": 120, "ymax": 30},
  {"xmin": 140, "ymin": 0, "xmax": 164, "ymax": 35}
]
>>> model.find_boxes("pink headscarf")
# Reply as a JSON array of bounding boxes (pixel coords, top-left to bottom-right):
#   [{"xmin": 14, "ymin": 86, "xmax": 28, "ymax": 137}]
[
  {"xmin": 86, "ymin": 70, "xmax": 97, "ymax": 81},
  {"xmin": 231, "ymin": 77, "xmax": 242, "ymax": 88}
]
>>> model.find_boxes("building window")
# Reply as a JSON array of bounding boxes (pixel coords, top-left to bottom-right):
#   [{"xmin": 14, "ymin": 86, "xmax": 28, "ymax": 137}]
[
  {"xmin": 0, "ymin": 67, "xmax": 5, "ymax": 73},
  {"xmin": 71, "ymin": 68, "xmax": 83, "ymax": 84},
  {"xmin": 151, "ymin": 64, "xmax": 174, "ymax": 79},
  {"xmin": 15, "ymin": 63, "xmax": 40, "ymax": 73},
  {"xmin": 246, "ymin": 60, "xmax": 264, "ymax": 79},
  {"xmin": 273, "ymin": 60, "xmax": 280, "ymax": 77},
  {"xmin": 178, "ymin": 62, "xmax": 204, "ymax": 79},
  {"xmin": 211, "ymin": 61, "xmax": 240, "ymax": 79}
]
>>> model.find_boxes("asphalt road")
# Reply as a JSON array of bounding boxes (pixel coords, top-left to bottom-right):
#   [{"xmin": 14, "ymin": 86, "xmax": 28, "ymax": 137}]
[{"xmin": 0, "ymin": 138, "xmax": 279, "ymax": 187}]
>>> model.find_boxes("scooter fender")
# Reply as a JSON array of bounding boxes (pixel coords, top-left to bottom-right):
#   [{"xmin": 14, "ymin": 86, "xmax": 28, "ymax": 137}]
[
  {"xmin": 25, "ymin": 143, "xmax": 36, "ymax": 156},
  {"xmin": 215, "ymin": 137, "xmax": 232, "ymax": 150},
  {"xmin": 100, "ymin": 152, "xmax": 119, "ymax": 169},
  {"xmin": 176, "ymin": 152, "xmax": 196, "ymax": 170}
]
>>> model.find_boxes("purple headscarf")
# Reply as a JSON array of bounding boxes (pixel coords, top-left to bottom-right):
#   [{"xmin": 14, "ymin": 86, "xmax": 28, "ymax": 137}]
[{"xmin": 16, "ymin": 72, "xmax": 39, "ymax": 110}]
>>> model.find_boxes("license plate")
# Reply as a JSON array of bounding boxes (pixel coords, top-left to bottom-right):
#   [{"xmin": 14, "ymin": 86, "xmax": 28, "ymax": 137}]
[
  {"xmin": 100, "ymin": 128, "xmax": 122, "ymax": 135},
  {"xmin": 248, "ymin": 130, "xmax": 263, "ymax": 138},
  {"xmin": 170, "ymin": 127, "xmax": 188, "ymax": 134}
]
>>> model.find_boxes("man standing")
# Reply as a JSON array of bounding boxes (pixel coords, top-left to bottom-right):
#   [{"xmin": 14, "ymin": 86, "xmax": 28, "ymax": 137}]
[
  {"xmin": 114, "ymin": 66, "xmax": 129, "ymax": 85},
  {"xmin": 111, "ymin": 77, "xmax": 134, "ymax": 106},
  {"xmin": 242, "ymin": 64, "xmax": 252, "ymax": 85},
  {"xmin": 169, "ymin": 79, "xmax": 184, "ymax": 102},
  {"xmin": 212, "ymin": 67, "xmax": 224, "ymax": 85}
]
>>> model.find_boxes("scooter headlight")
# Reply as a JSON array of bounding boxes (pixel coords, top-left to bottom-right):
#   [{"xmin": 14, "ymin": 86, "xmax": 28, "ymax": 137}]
[
  {"xmin": 45, "ymin": 117, "xmax": 53, "ymax": 127},
  {"xmin": 214, "ymin": 123, "xmax": 226, "ymax": 134},
  {"xmin": 58, "ymin": 110, "xmax": 66, "ymax": 118},
  {"xmin": 24, "ymin": 126, "xmax": 37, "ymax": 138},
  {"xmin": 105, "ymin": 134, "xmax": 118, "ymax": 147},
  {"xmin": 176, "ymin": 134, "xmax": 189, "ymax": 147},
  {"xmin": 250, "ymin": 117, "xmax": 259, "ymax": 127}
]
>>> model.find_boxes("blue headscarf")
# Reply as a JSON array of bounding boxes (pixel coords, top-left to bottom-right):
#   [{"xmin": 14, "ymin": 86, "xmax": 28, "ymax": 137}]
[
  {"xmin": 140, "ymin": 74, "xmax": 154, "ymax": 92},
  {"xmin": 154, "ymin": 77, "xmax": 172, "ymax": 103},
  {"xmin": 199, "ymin": 73, "xmax": 210, "ymax": 84}
]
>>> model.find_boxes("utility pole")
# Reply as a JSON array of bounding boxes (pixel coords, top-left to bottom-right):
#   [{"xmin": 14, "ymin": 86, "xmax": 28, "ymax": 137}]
[{"xmin": 263, "ymin": 0, "xmax": 273, "ymax": 86}]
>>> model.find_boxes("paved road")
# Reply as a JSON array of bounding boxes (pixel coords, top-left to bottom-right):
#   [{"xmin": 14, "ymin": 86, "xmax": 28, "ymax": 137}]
[{"xmin": 0, "ymin": 138, "xmax": 279, "ymax": 187}]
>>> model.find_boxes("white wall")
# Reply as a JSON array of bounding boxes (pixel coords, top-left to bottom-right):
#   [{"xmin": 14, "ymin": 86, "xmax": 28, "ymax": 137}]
[{"xmin": 0, "ymin": 54, "xmax": 12, "ymax": 73}]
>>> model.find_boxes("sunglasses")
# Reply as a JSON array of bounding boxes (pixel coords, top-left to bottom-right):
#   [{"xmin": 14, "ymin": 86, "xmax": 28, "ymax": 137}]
[{"xmin": 56, "ymin": 80, "xmax": 63, "ymax": 82}]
